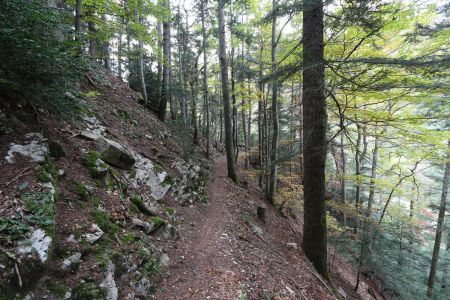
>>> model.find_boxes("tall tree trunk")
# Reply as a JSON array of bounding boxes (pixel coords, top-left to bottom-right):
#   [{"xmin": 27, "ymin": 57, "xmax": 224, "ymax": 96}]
[
  {"xmin": 230, "ymin": 48, "xmax": 238, "ymax": 162},
  {"xmin": 441, "ymin": 229, "xmax": 450, "ymax": 290},
  {"xmin": 340, "ymin": 132, "xmax": 347, "ymax": 227},
  {"xmin": 201, "ymin": 0, "xmax": 210, "ymax": 158},
  {"xmin": 268, "ymin": 0, "xmax": 279, "ymax": 203},
  {"xmin": 159, "ymin": 0, "xmax": 171, "ymax": 121},
  {"xmin": 427, "ymin": 141, "xmax": 450, "ymax": 297},
  {"xmin": 190, "ymin": 79, "xmax": 199, "ymax": 145},
  {"xmin": 302, "ymin": 0, "xmax": 327, "ymax": 278},
  {"xmin": 367, "ymin": 132, "xmax": 380, "ymax": 216},
  {"xmin": 218, "ymin": 0, "xmax": 238, "ymax": 183},
  {"xmin": 87, "ymin": 7, "xmax": 97, "ymax": 61},
  {"xmin": 101, "ymin": 14, "xmax": 111, "ymax": 71},
  {"xmin": 177, "ymin": 7, "xmax": 187, "ymax": 125},
  {"xmin": 135, "ymin": 5, "xmax": 147, "ymax": 104},
  {"xmin": 75, "ymin": 0, "xmax": 82, "ymax": 44},
  {"xmin": 117, "ymin": 12, "xmax": 125, "ymax": 80},
  {"xmin": 157, "ymin": 21, "xmax": 163, "ymax": 106},
  {"xmin": 258, "ymin": 44, "xmax": 264, "ymax": 185}
]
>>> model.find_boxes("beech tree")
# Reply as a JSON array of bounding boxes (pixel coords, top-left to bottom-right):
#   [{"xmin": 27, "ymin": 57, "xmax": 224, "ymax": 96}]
[{"xmin": 302, "ymin": 0, "xmax": 327, "ymax": 277}]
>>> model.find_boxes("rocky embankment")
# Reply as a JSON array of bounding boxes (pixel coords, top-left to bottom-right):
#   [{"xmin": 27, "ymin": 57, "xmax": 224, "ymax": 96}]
[{"xmin": 0, "ymin": 73, "xmax": 212, "ymax": 299}]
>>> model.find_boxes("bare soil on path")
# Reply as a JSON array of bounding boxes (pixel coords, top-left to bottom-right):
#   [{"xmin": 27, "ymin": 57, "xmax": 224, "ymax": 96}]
[{"xmin": 156, "ymin": 156, "xmax": 340, "ymax": 300}]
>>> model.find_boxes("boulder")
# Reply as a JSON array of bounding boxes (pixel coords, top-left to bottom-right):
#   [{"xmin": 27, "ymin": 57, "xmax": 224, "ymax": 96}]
[
  {"xmin": 95, "ymin": 137, "xmax": 135, "ymax": 170},
  {"xmin": 83, "ymin": 224, "xmax": 104, "ymax": 243},
  {"xmin": 100, "ymin": 263, "xmax": 118, "ymax": 300},
  {"xmin": 131, "ymin": 218, "xmax": 154, "ymax": 234},
  {"xmin": 60, "ymin": 252, "xmax": 82, "ymax": 272}
]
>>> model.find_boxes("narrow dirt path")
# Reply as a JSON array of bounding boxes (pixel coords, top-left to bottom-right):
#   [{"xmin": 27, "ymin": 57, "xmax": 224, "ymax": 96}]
[
  {"xmin": 156, "ymin": 156, "xmax": 245, "ymax": 299},
  {"xmin": 156, "ymin": 157, "xmax": 339, "ymax": 300}
]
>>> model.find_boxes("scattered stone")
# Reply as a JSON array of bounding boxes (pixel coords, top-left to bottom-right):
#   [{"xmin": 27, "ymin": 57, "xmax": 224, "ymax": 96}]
[
  {"xmin": 159, "ymin": 253, "xmax": 170, "ymax": 267},
  {"xmin": 251, "ymin": 224, "xmax": 263, "ymax": 237},
  {"xmin": 132, "ymin": 154, "xmax": 170, "ymax": 200},
  {"xmin": 66, "ymin": 234, "xmax": 75, "ymax": 243},
  {"xmin": 134, "ymin": 278, "xmax": 152, "ymax": 297},
  {"xmin": 160, "ymin": 224, "xmax": 177, "ymax": 240},
  {"xmin": 286, "ymin": 242, "xmax": 298, "ymax": 250},
  {"xmin": 61, "ymin": 252, "xmax": 82, "ymax": 272},
  {"xmin": 337, "ymin": 287, "xmax": 346, "ymax": 299},
  {"xmin": 84, "ymin": 224, "xmax": 104, "ymax": 243},
  {"xmin": 131, "ymin": 195, "xmax": 159, "ymax": 216},
  {"xmin": 131, "ymin": 218, "xmax": 154, "ymax": 234},
  {"xmin": 100, "ymin": 262, "xmax": 118, "ymax": 300},
  {"xmin": 96, "ymin": 137, "xmax": 135, "ymax": 170},
  {"xmin": 80, "ymin": 130, "xmax": 101, "ymax": 141},
  {"xmin": 83, "ymin": 116, "xmax": 106, "ymax": 136},
  {"xmin": 6, "ymin": 133, "xmax": 48, "ymax": 163},
  {"xmin": 18, "ymin": 228, "xmax": 52, "ymax": 263}
]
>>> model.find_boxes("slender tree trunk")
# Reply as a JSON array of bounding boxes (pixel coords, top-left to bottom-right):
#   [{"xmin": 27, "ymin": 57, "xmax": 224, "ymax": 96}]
[
  {"xmin": 367, "ymin": 132, "xmax": 380, "ymax": 216},
  {"xmin": 302, "ymin": 0, "xmax": 327, "ymax": 278},
  {"xmin": 340, "ymin": 132, "xmax": 347, "ymax": 227},
  {"xmin": 268, "ymin": 0, "xmax": 279, "ymax": 203},
  {"xmin": 75, "ymin": 0, "xmax": 82, "ymax": 44},
  {"xmin": 190, "ymin": 79, "xmax": 199, "ymax": 145},
  {"xmin": 441, "ymin": 229, "xmax": 450, "ymax": 290},
  {"xmin": 87, "ymin": 7, "xmax": 97, "ymax": 60},
  {"xmin": 177, "ymin": 7, "xmax": 187, "ymax": 125},
  {"xmin": 135, "ymin": 5, "xmax": 147, "ymax": 104},
  {"xmin": 159, "ymin": 0, "xmax": 171, "ymax": 121},
  {"xmin": 427, "ymin": 141, "xmax": 450, "ymax": 297},
  {"xmin": 201, "ymin": 0, "xmax": 210, "ymax": 158},
  {"xmin": 157, "ymin": 21, "xmax": 163, "ymax": 106},
  {"xmin": 230, "ymin": 48, "xmax": 238, "ymax": 161},
  {"xmin": 217, "ymin": 0, "xmax": 238, "ymax": 183},
  {"xmin": 102, "ymin": 14, "xmax": 111, "ymax": 71},
  {"xmin": 117, "ymin": 12, "xmax": 125, "ymax": 80}
]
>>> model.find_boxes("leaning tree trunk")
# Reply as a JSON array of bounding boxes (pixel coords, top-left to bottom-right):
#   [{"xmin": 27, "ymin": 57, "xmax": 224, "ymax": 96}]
[
  {"xmin": 302, "ymin": 0, "xmax": 327, "ymax": 278},
  {"xmin": 268, "ymin": 0, "xmax": 279, "ymax": 204},
  {"xmin": 217, "ymin": 0, "xmax": 238, "ymax": 183},
  {"xmin": 427, "ymin": 141, "xmax": 450, "ymax": 297}
]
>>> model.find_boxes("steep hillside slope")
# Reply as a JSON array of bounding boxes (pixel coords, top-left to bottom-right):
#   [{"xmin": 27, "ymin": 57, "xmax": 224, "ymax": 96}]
[
  {"xmin": 0, "ymin": 72, "xmax": 209, "ymax": 299},
  {"xmin": 1, "ymin": 72, "xmax": 378, "ymax": 300}
]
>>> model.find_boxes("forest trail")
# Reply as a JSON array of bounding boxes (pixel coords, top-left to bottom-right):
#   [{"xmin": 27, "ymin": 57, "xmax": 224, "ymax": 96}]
[{"xmin": 156, "ymin": 157, "xmax": 339, "ymax": 300}]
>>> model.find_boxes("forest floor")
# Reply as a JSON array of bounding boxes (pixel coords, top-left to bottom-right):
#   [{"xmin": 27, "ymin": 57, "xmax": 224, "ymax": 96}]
[{"xmin": 155, "ymin": 156, "xmax": 378, "ymax": 300}]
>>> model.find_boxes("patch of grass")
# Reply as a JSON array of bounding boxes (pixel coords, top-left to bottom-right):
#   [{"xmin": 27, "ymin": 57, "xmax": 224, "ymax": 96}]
[
  {"xmin": 81, "ymin": 90, "xmax": 102, "ymax": 99},
  {"xmin": 72, "ymin": 280, "xmax": 105, "ymax": 300},
  {"xmin": 116, "ymin": 109, "xmax": 130, "ymax": 121},
  {"xmin": 47, "ymin": 281, "xmax": 70, "ymax": 298},
  {"xmin": 73, "ymin": 181, "xmax": 89, "ymax": 201},
  {"xmin": 121, "ymin": 233, "xmax": 135, "ymax": 245},
  {"xmin": 91, "ymin": 196, "xmax": 101, "ymax": 208},
  {"xmin": 165, "ymin": 207, "xmax": 175, "ymax": 216},
  {"xmin": 82, "ymin": 151, "xmax": 108, "ymax": 179},
  {"xmin": 92, "ymin": 210, "xmax": 118, "ymax": 235},
  {"xmin": 36, "ymin": 159, "xmax": 59, "ymax": 183},
  {"xmin": 37, "ymin": 169, "xmax": 53, "ymax": 183},
  {"xmin": 150, "ymin": 216, "xmax": 165, "ymax": 227},
  {"xmin": 153, "ymin": 164, "xmax": 164, "ymax": 173}
]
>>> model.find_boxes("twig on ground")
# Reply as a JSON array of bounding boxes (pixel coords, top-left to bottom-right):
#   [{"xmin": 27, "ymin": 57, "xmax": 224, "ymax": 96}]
[
  {"xmin": 14, "ymin": 262, "xmax": 22, "ymax": 288},
  {"xmin": 6, "ymin": 167, "xmax": 33, "ymax": 186}
]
